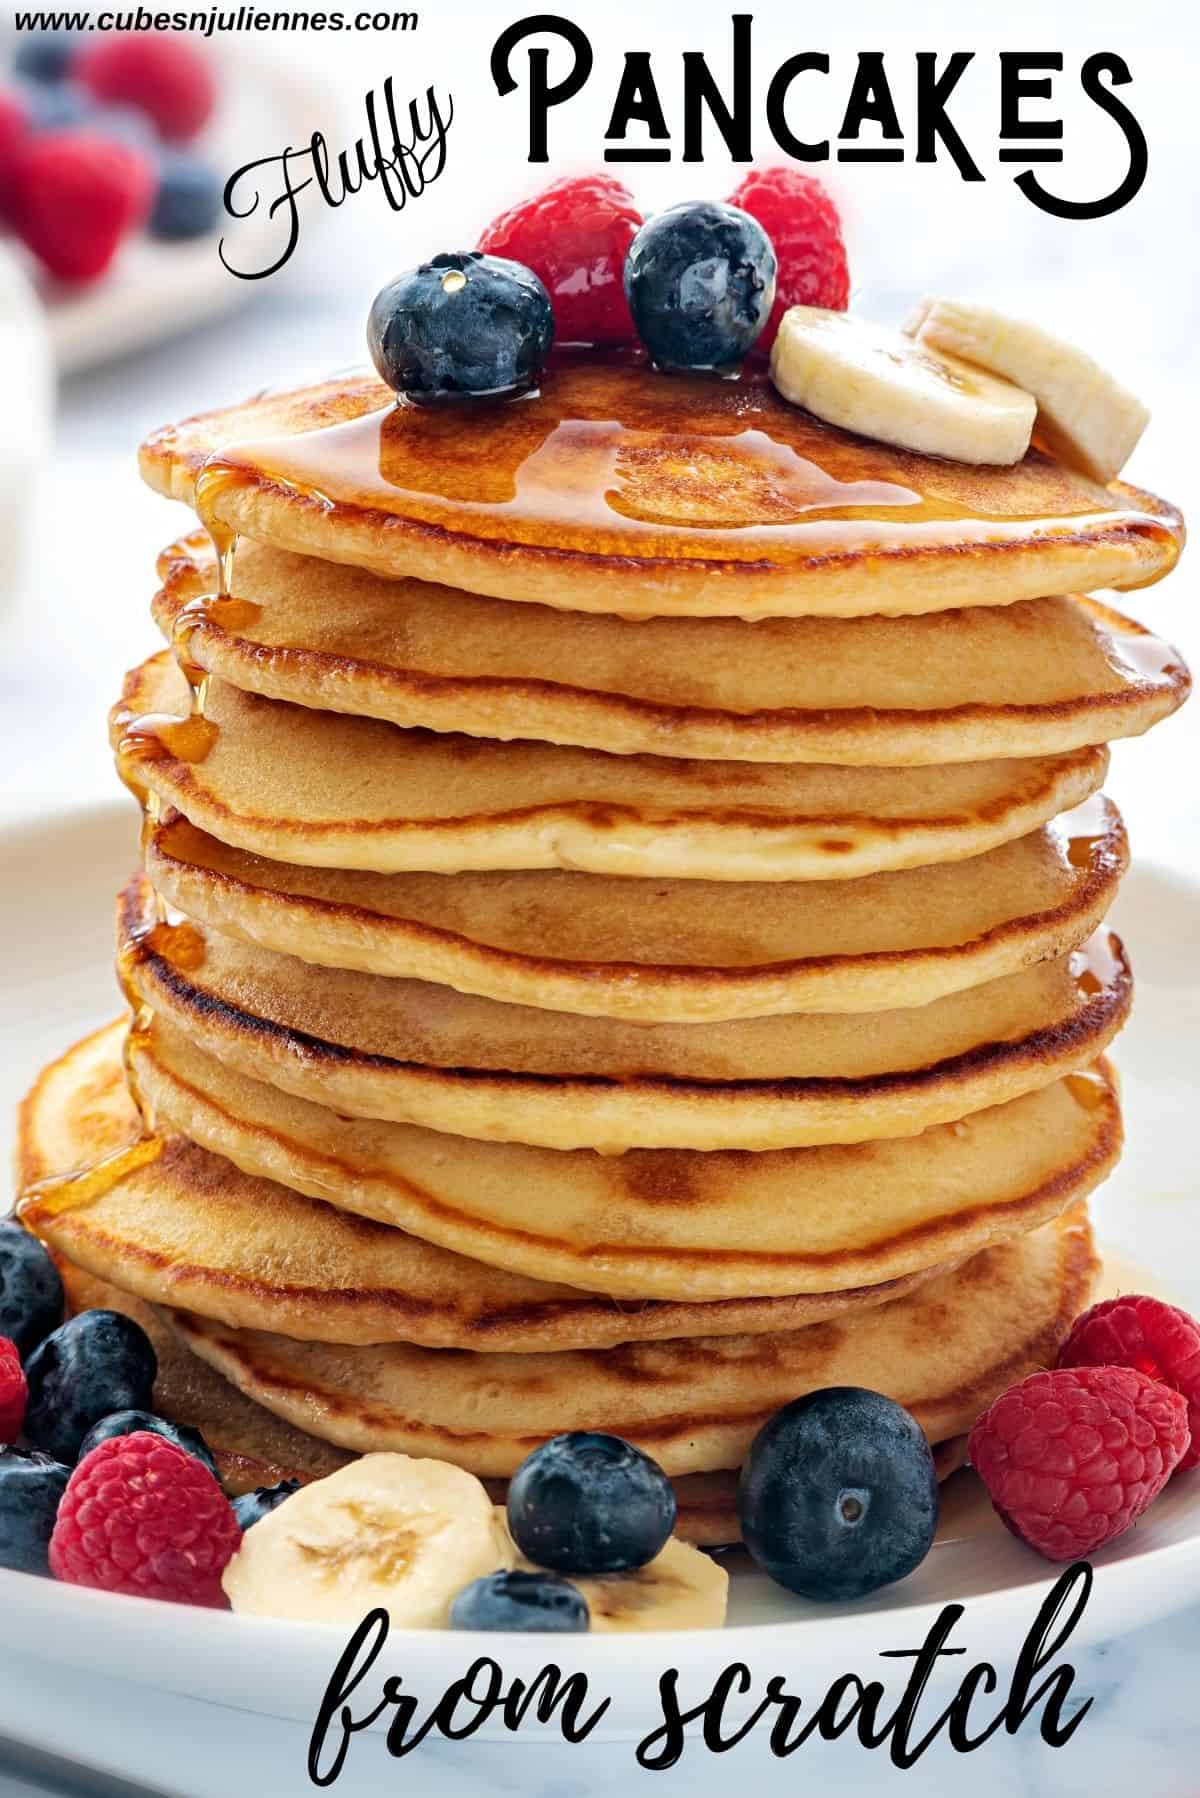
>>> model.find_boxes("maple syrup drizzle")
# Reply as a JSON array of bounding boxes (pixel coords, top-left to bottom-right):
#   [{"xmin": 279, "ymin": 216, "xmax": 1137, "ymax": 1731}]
[
  {"xmin": 1046, "ymin": 794, "xmax": 1114, "ymax": 871},
  {"xmin": 182, "ymin": 354, "xmax": 1180, "ymax": 572},
  {"xmin": 17, "ymin": 1004, "xmax": 173, "ymax": 1226},
  {"xmin": 18, "ymin": 1133, "xmax": 165, "ymax": 1222},
  {"xmin": 1070, "ymin": 929, "xmax": 1125, "ymax": 1000},
  {"xmin": 1066, "ymin": 1068, "xmax": 1111, "ymax": 1112},
  {"xmin": 1107, "ymin": 620, "xmax": 1189, "ymax": 687},
  {"xmin": 117, "ymin": 710, "xmax": 218, "ymax": 768},
  {"xmin": 22, "ymin": 908, "xmax": 215, "ymax": 1220},
  {"xmin": 194, "ymin": 464, "xmax": 242, "ymax": 595},
  {"xmin": 170, "ymin": 593, "xmax": 263, "ymax": 688},
  {"xmin": 113, "ymin": 471, "xmax": 247, "ymax": 800}
]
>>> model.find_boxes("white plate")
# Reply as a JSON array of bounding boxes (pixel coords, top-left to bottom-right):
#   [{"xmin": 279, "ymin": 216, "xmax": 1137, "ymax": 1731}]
[
  {"xmin": 1, "ymin": 801, "xmax": 1199, "ymax": 1742},
  {"xmin": 12, "ymin": 49, "xmax": 336, "ymax": 374}
]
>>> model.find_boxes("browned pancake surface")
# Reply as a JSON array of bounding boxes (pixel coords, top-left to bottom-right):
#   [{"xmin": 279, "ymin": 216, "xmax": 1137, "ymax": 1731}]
[{"xmin": 139, "ymin": 362, "xmax": 1182, "ymax": 617}]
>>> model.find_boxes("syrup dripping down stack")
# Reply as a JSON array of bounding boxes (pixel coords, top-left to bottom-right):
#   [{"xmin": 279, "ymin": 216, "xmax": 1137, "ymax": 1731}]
[{"xmin": 17, "ymin": 355, "xmax": 1191, "ymax": 1544}]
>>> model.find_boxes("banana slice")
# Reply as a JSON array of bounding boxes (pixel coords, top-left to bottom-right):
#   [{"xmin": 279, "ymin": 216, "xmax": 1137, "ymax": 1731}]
[
  {"xmin": 500, "ymin": 1513, "xmax": 728, "ymax": 1632},
  {"xmin": 906, "ymin": 298, "xmax": 1149, "ymax": 483},
  {"xmin": 223, "ymin": 1454, "xmax": 514, "ymax": 1627},
  {"xmin": 770, "ymin": 306, "xmax": 1036, "ymax": 466}
]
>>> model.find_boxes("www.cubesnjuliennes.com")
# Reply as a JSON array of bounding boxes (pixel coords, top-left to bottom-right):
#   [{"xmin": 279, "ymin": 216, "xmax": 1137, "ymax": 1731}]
[{"xmin": 307, "ymin": 1564, "xmax": 1094, "ymax": 1783}]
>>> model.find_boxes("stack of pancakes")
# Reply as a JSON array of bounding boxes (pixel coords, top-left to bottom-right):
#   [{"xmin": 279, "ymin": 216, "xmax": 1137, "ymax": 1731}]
[{"xmin": 19, "ymin": 357, "xmax": 1189, "ymax": 1544}]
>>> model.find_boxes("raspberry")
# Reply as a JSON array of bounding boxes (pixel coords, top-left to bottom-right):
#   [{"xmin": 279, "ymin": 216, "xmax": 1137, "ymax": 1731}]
[
  {"xmin": 0, "ymin": 1338, "xmax": 27, "ymax": 1445},
  {"xmin": 1060, "ymin": 1294, "xmax": 1200, "ymax": 1471},
  {"xmin": 50, "ymin": 1431, "xmax": 239, "ymax": 1606},
  {"xmin": 0, "ymin": 85, "xmax": 31, "ymax": 222},
  {"xmin": 479, "ymin": 174, "xmax": 642, "ymax": 346},
  {"xmin": 13, "ymin": 130, "xmax": 153, "ymax": 283},
  {"xmin": 77, "ymin": 29, "xmax": 216, "ymax": 143},
  {"xmin": 969, "ymin": 1364, "xmax": 1189, "ymax": 1562},
  {"xmin": 725, "ymin": 167, "xmax": 849, "ymax": 356}
]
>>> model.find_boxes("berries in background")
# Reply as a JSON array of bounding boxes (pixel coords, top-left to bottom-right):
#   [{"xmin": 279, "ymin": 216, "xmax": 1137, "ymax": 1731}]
[
  {"xmin": 0, "ymin": 1339, "xmax": 27, "ymax": 1445},
  {"xmin": 76, "ymin": 30, "xmax": 215, "ymax": 143},
  {"xmin": 1059, "ymin": 1294, "xmax": 1200, "ymax": 1471},
  {"xmin": 478, "ymin": 173, "xmax": 642, "ymax": 346},
  {"xmin": 232, "ymin": 1478, "xmax": 300, "ymax": 1531},
  {"xmin": 78, "ymin": 1409, "xmax": 219, "ymax": 1482},
  {"xmin": 451, "ymin": 1568, "xmax": 590, "ymax": 1633},
  {"xmin": 737, "ymin": 1387, "xmax": 938, "ymax": 1601},
  {"xmin": 17, "ymin": 78, "xmax": 92, "ymax": 135},
  {"xmin": 13, "ymin": 130, "xmax": 153, "ymax": 282},
  {"xmin": 0, "ymin": 1448, "xmax": 70, "ymax": 1576},
  {"xmin": 149, "ymin": 148, "xmax": 222, "ymax": 241},
  {"xmin": 24, "ymin": 1309, "xmax": 157, "ymax": 1463},
  {"xmin": 622, "ymin": 199, "xmax": 776, "ymax": 371},
  {"xmin": 368, "ymin": 251, "xmax": 555, "ymax": 403},
  {"xmin": 0, "ymin": 1223, "xmax": 63, "ymax": 1360},
  {"xmin": 50, "ymin": 1431, "xmax": 239, "ymax": 1605},
  {"xmin": 91, "ymin": 103, "xmax": 159, "ymax": 152},
  {"xmin": 969, "ymin": 1363, "xmax": 1189, "ymax": 1562},
  {"xmin": 0, "ymin": 86, "xmax": 30, "ymax": 222},
  {"xmin": 0, "ymin": 85, "xmax": 30, "ymax": 163},
  {"xmin": 506, "ymin": 1431, "xmax": 676, "ymax": 1574},
  {"xmin": 14, "ymin": 31, "xmax": 77, "ymax": 87},
  {"xmin": 726, "ymin": 167, "xmax": 849, "ymax": 355}
]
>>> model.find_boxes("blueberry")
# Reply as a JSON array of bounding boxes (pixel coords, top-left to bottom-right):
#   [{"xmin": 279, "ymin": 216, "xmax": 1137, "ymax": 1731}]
[
  {"xmin": 14, "ymin": 31, "xmax": 77, "ymax": 85},
  {"xmin": 24, "ymin": 1311, "xmax": 157, "ymax": 1465},
  {"xmin": 0, "ymin": 1222, "xmax": 64, "ymax": 1359},
  {"xmin": 149, "ymin": 150, "xmax": 221, "ymax": 241},
  {"xmin": 738, "ymin": 1387, "xmax": 938, "ymax": 1602},
  {"xmin": 0, "ymin": 1447, "xmax": 69, "ymax": 1575},
  {"xmin": 507, "ymin": 1432, "xmax": 675, "ymax": 1574},
  {"xmin": 450, "ymin": 1569, "xmax": 589, "ymax": 1633},
  {"xmin": 77, "ymin": 1409, "xmax": 218, "ymax": 1480},
  {"xmin": 232, "ymin": 1478, "xmax": 300, "ymax": 1530},
  {"xmin": 623, "ymin": 200, "xmax": 776, "ymax": 371},
  {"xmin": 367, "ymin": 251, "xmax": 554, "ymax": 404},
  {"xmin": 18, "ymin": 77, "xmax": 92, "ymax": 132}
]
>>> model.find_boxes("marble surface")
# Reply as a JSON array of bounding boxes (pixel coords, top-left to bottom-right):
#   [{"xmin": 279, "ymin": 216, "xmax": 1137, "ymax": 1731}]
[
  {"xmin": 1, "ymin": 3, "xmax": 1198, "ymax": 1792},
  {"xmin": 0, "ymin": 1613, "xmax": 1199, "ymax": 1798}
]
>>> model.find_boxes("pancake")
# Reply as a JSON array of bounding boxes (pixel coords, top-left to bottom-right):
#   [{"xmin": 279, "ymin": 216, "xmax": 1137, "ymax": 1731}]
[
  {"xmin": 167, "ymin": 1203, "xmax": 1100, "ymax": 1477},
  {"xmin": 118, "ymin": 877, "xmax": 1132, "ymax": 1150},
  {"xmin": 130, "ymin": 1016, "xmax": 1120, "ymax": 1300},
  {"xmin": 137, "ymin": 362, "xmax": 1182, "ymax": 618},
  {"xmin": 121, "ymin": 873, "xmax": 1127, "ymax": 1081},
  {"xmin": 113, "ymin": 655, "xmax": 1110, "ymax": 882},
  {"xmin": 52, "ymin": 1262, "xmax": 967, "ymax": 1542},
  {"xmin": 153, "ymin": 533, "xmax": 1190, "ymax": 765},
  {"xmin": 20, "ymin": 1021, "xmax": 948, "ymax": 1343},
  {"xmin": 142, "ymin": 800, "xmax": 1128, "ymax": 1022}
]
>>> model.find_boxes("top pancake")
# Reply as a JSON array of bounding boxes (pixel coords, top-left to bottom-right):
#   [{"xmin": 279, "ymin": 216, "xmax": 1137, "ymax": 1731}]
[
  {"xmin": 153, "ymin": 532, "xmax": 1190, "ymax": 765},
  {"xmin": 138, "ymin": 360, "xmax": 1183, "ymax": 619}
]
